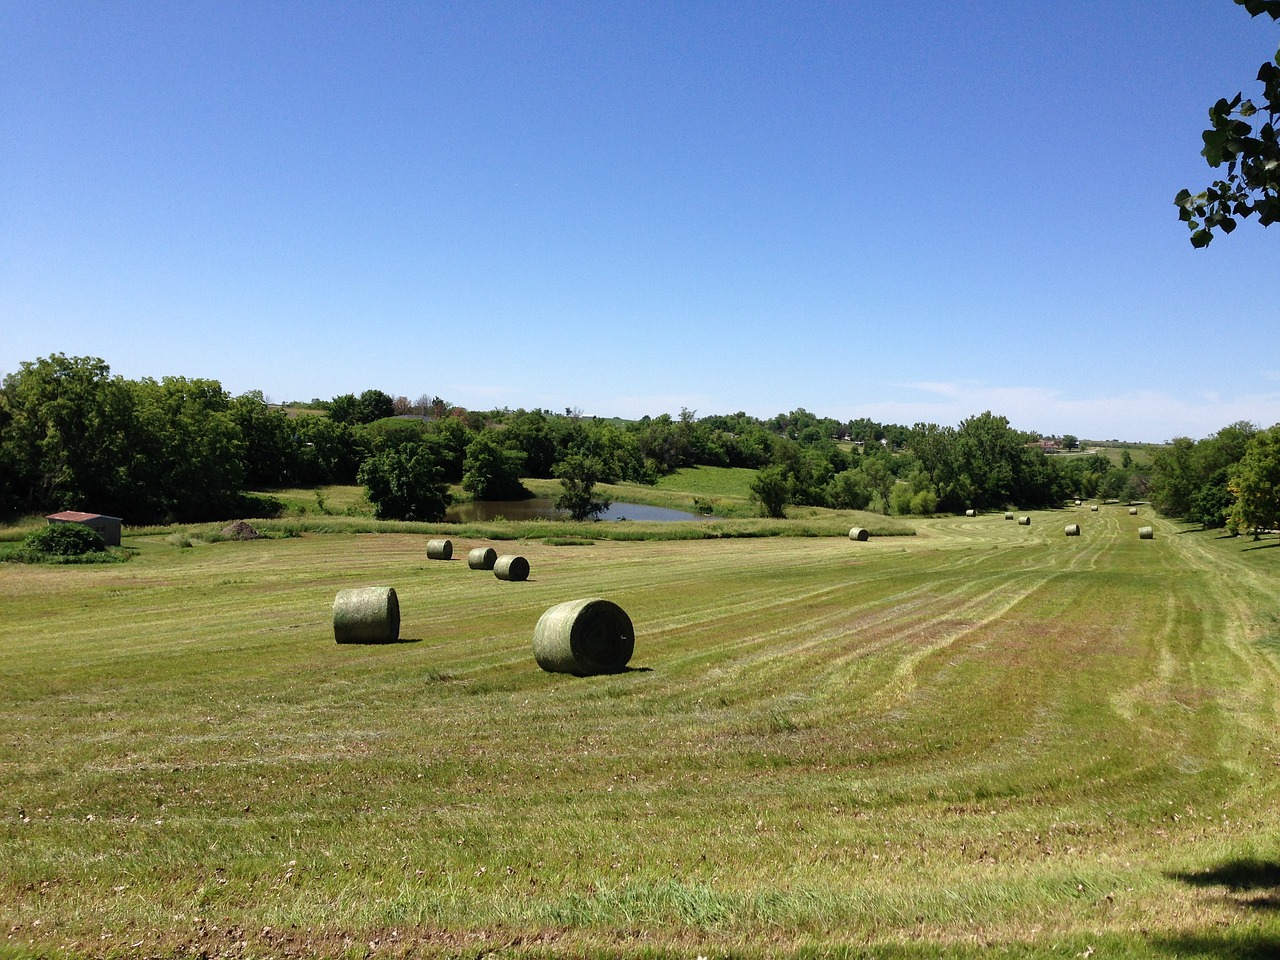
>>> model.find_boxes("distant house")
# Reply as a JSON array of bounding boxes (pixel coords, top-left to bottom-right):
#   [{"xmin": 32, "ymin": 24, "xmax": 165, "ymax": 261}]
[{"xmin": 45, "ymin": 511, "xmax": 122, "ymax": 547}]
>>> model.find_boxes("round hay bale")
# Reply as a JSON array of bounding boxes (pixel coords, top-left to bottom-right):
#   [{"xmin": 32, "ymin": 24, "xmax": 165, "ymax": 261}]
[
  {"xmin": 1090, "ymin": 504, "xmax": 1099, "ymax": 512},
  {"xmin": 467, "ymin": 546, "xmax": 498, "ymax": 570},
  {"xmin": 426, "ymin": 538, "xmax": 453, "ymax": 561},
  {"xmin": 1018, "ymin": 516, "xmax": 1031, "ymax": 525},
  {"xmin": 494, "ymin": 555, "xmax": 529, "ymax": 581},
  {"xmin": 1004, "ymin": 512, "xmax": 1014, "ymax": 520},
  {"xmin": 333, "ymin": 586, "xmax": 400, "ymax": 644},
  {"xmin": 965, "ymin": 509, "xmax": 976, "ymax": 517},
  {"xmin": 533, "ymin": 597, "xmax": 634, "ymax": 675},
  {"xmin": 848, "ymin": 526, "xmax": 869, "ymax": 541},
  {"xmin": 1065, "ymin": 523, "xmax": 1081, "ymax": 537},
  {"xmin": 1138, "ymin": 526, "xmax": 1154, "ymax": 540},
  {"xmin": 1129, "ymin": 507, "xmax": 1138, "ymax": 516}
]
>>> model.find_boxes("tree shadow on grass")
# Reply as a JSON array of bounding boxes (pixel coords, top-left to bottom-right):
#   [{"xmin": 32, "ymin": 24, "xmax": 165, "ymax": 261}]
[
  {"xmin": 1149, "ymin": 859, "xmax": 1280, "ymax": 958},
  {"xmin": 1151, "ymin": 932, "xmax": 1280, "ymax": 960},
  {"xmin": 1168, "ymin": 859, "xmax": 1280, "ymax": 909}
]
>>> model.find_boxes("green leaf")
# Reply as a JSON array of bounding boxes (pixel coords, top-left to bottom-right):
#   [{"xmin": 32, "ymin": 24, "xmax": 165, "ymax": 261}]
[
  {"xmin": 1202, "ymin": 129, "xmax": 1230, "ymax": 165},
  {"xmin": 1190, "ymin": 228, "xmax": 1214, "ymax": 248}
]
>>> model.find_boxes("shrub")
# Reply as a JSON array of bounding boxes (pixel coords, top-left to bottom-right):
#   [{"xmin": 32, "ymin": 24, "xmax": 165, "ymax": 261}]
[
  {"xmin": 24, "ymin": 523, "xmax": 106, "ymax": 556},
  {"xmin": 889, "ymin": 485, "xmax": 914, "ymax": 516},
  {"xmin": 911, "ymin": 489, "xmax": 938, "ymax": 515}
]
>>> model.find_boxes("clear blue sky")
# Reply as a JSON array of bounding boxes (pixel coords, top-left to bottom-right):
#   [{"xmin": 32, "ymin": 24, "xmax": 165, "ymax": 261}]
[{"xmin": 3, "ymin": 1, "xmax": 1278, "ymax": 442}]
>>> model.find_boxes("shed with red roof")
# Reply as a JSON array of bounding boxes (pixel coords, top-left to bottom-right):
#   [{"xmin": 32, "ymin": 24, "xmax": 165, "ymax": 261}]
[{"xmin": 46, "ymin": 511, "xmax": 122, "ymax": 547}]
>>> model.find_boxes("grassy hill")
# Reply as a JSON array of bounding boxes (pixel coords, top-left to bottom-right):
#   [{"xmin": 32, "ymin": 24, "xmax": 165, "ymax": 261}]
[{"xmin": 2, "ymin": 507, "xmax": 1279, "ymax": 957}]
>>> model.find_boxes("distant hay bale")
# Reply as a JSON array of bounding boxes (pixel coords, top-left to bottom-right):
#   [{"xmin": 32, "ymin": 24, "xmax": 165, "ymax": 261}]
[
  {"xmin": 533, "ymin": 597, "xmax": 634, "ymax": 675},
  {"xmin": 848, "ymin": 527, "xmax": 869, "ymax": 541},
  {"xmin": 1139, "ymin": 526, "xmax": 1154, "ymax": 540},
  {"xmin": 1129, "ymin": 507, "xmax": 1139, "ymax": 515},
  {"xmin": 1090, "ymin": 504, "xmax": 1099, "ymax": 512},
  {"xmin": 1065, "ymin": 523, "xmax": 1081, "ymax": 537},
  {"xmin": 1075, "ymin": 499, "xmax": 1082, "ymax": 506},
  {"xmin": 333, "ymin": 586, "xmax": 400, "ymax": 644},
  {"xmin": 965, "ymin": 509, "xmax": 976, "ymax": 517},
  {"xmin": 467, "ymin": 546, "xmax": 498, "ymax": 570},
  {"xmin": 1018, "ymin": 516, "xmax": 1031, "ymax": 525},
  {"xmin": 426, "ymin": 538, "xmax": 453, "ymax": 561},
  {"xmin": 494, "ymin": 555, "xmax": 529, "ymax": 581},
  {"xmin": 1004, "ymin": 512, "xmax": 1014, "ymax": 520}
]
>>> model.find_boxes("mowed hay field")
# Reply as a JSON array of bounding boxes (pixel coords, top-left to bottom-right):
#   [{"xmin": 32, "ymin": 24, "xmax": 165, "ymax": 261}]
[{"xmin": 3, "ymin": 508, "xmax": 1280, "ymax": 958}]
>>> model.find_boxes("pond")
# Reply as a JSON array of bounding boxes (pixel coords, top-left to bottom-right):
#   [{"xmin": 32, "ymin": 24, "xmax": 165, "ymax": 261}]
[{"xmin": 445, "ymin": 498, "xmax": 706, "ymax": 523}]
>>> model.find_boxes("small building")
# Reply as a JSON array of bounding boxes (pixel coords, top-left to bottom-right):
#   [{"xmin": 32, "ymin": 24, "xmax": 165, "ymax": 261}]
[{"xmin": 46, "ymin": 511, "xmax": 123, "ymax": 547}]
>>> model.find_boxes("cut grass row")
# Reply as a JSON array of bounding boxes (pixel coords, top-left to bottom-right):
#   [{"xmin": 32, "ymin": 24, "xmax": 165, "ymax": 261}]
[{"xmin": 1, "ymin": 510, "xmax": 1279, "ymax": 957}]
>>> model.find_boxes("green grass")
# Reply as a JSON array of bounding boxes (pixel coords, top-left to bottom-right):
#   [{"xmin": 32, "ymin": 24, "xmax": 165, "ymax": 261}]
[
  {"xmin": 653, "ymin": 464, "xmax": 759, "ymax": 499},
  {"xmin": 3, "ymin": 509, "xmax": 1280, "ymax": 957}
]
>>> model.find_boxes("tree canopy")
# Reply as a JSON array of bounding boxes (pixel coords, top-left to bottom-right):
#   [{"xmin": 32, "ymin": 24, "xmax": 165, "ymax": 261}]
[
  {"xmin": 0, "ymin": 353, "xmax": 1154, "ymax": 526},
  {"xmin": 1175, "ymin": 1, "xmax": 1280, "ymax": 246}
]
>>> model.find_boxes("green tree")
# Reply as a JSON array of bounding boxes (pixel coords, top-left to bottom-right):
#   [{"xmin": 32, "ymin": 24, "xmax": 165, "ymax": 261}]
[
  {"xmin": 1149, "ymin": 422, "xmax": 1258, "ymax": 523},
  {"xmin": 860, "ymin": 454, "xmax": 896, "ymax": 513},
  {"xmin": 1061, "ymin": 434, "xmax": 1079, "ymax": 451},
  {"xmin": 824, "ymin": 468, "xmax": 872, "ymax": 510},
  {"xmin": 355, "ymin": 389, "xmax": 395, "ymax": 424},
  {"xmin": 1227, "ymin": 424, "xmax": 1280, "ymax": 536},
  {"xmin": 462, "ymin": 432, "xmax": 529, "ymax": 501},
  {"xmin": 502, "ymin": 410, "xmax": 559, "ymax": 478},
  {"xmin": 750, "ymin": 465, "xmax": 791, "ymax": 519},
  {"xmin": 357, "ymin": 443, "xmax": 451, "ymax": 521},
  {"xmin": 126, "ymin": 377, "xmax": 246, "ymax": 522},
  {"xmin": 230, "ymin": 392, "xmax": 299, "ymax": 488},
  {"xmin": 554, "ymin": 453, "xmax": 611, "ymax": 521},
  {"xmin": 294, "ymin": 415, "xmax": 363, "ymax": 484},
  {"xmin": 954, "ymin": 412, "xmax": 1018, "ymax": 508},
  {"xmin": 0, "ymin": 354, "xmax": 134, "ymax": 515},
  {"xmin": 1150, "ymin": 437, "xmax": 1199, "ymax": 517},
  {"xmin": 328, "ymin": 393, "xmax": 359, "ymax": 424},
  {"xmin": 1175, "ymin": 1, "xmax": 1280, "ymax": 246}
]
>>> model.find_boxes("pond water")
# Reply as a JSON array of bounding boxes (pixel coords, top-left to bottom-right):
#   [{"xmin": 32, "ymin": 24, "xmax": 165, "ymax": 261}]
[{"xmin": 445, "ymin": 498, "xmax": 706, "ymax": 523}]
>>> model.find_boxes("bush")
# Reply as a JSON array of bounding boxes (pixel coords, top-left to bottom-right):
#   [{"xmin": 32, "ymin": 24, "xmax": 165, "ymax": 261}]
[
  {"xmin": 889, "ymin": 485, "xmax": 914, "ymax": 516},
  {"xmin": 24, "ymin": 523, "xmax": 106, "ymax": 556},
  {"xmin": 911, "ymin": 489, "xmax": 938, "ymax": 515}
]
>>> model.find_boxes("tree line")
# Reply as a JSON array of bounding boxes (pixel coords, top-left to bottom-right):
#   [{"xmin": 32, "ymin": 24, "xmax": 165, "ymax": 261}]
[
  {"xmin": 1147, "ymin": 421, "xmax": 1280, "ymax": 537},
  {"xmin": 1, "ymin": 353, "xmax": 1164, "ymax": 525}
]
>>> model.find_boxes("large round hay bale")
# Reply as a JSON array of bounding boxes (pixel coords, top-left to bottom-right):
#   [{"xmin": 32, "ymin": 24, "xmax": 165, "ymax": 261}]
[
  {"xmin": 426, "ymin": 538, "xmax": 453, "ymax": 561},
  {"xmin": 467, "ymin": 546, "xmax": 498, "ymax": 570},
  {"xmin": 1129, "ymin": 507, "xmax": 1139, "ymax": 516},
  {"xmin": 1004, "ymin": 512, "xmax": 1014, "ymax": 520},
  {"xmin": 1065, "ymin": 523, "xmax": 1081, "ymax": 537},
  {"xmin": 1138, "ymin": 526, "xmax": 1154, "ymax": 540},
  {"xmin": 965, "ymin": 509, "xmax": 976, "ymax": 517},
  {"xmin": 333, "ymin": 586, "xmax": 400, "ymax": 644},
  {"xmin": 494, "ymin": 555, "xmax": 529, "ymax": 581},
  {"xmin": 533, "ymin": 597, "xmax": 634, "ymax": 675},
  {"xmin": 848, "ymin": 527, "xmax": 869, "ymax": 541},
  {"xmin": 1018, "ymin": 516, "xmax": 1031, "ymax": 525},
  {"xmin": 1090, "ymin": 504, "xmax": 1099, "ymax": 512}
]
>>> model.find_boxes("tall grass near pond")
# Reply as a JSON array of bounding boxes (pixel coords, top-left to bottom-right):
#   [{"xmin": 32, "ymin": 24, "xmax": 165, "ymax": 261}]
[{"xmin": 2, "ymin": 511, "xmax": 1280, "ymax": 957}]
